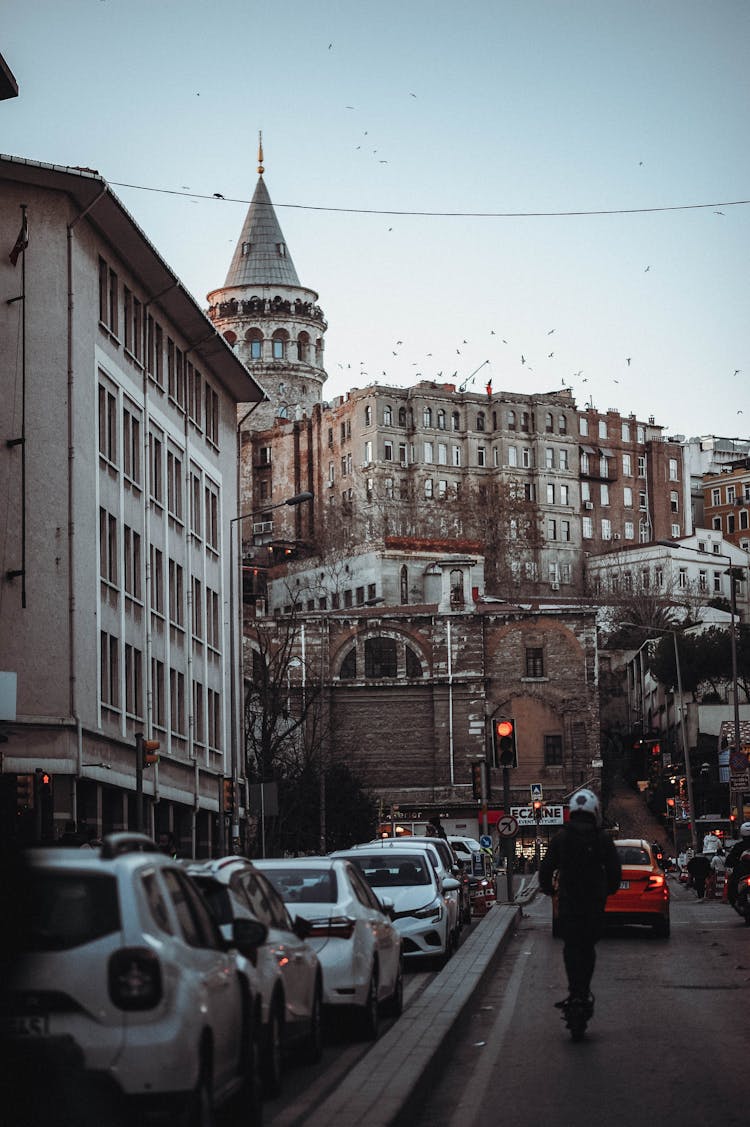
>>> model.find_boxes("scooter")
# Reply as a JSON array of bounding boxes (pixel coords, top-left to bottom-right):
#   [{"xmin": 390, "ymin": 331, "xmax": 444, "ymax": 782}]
[{"xmin": 555, "ymin": 994, "xmax": 594, "ymax": 1041}]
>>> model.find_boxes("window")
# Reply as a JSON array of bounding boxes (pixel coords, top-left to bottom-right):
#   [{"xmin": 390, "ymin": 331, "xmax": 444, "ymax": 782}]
[
  {"xmin": 365, "ymin": 637, "xmax": 398, "ymax": 678},
  {"xmin": 560, "ymin": 484, "xmax": 570, "ymax": 505},
  {"xmin": 637, "ymin": 456, "xmax": 646, "ymax": 477},
  {"xmin": 545, "ymin": 448, "xmax": 554, "ymax": 469},
  {"xmin": 508, "ymin": 446, "xmax": 518, "ymax": 467},
  {"xmin": 623, "ymin": 486, "xmax": 633, "ymax": 507},
  {"xmin": 580, "ymin": 452, "xmax": 589, "ymax": 475},
  {"xmin": 423, "ymin": 407, "xmax": 432, "ymax": 427},
  {"xmin": 712, "ymin": 488, "xmax": 721, "ymax": 505},
  {"xmin": 364, "ymin": 405, "xmax": 372, "ymax": 426},
  {"xmin": 669, "ymin": 457, "xmax": 678, "ymax": 481},
  {"xmin": 146, "ymin": 316, "xmax": 163, "ymax": 386},
  {"xmin": 600, "ymin": 484, "xmax": 609, "ymax": 506},
  {"xmin": 598, "ymin": 419, "xmax": 607, "ymax": 440},
  {"xmin": 123, "ymin": 525, "xmax": 141, "ymax": 600},
  {"xmin": 207, "ymin": 687, "xmax": 221, "ymax": 750},
  {"xmin": 558, "ymin": 415, "xmax": 567, "ymax": 435},
  {"xmin": 561, "ymin": 520, "xmax": 571, "ymax": 541},
  {"xmin": 477, "ymin": 446, "xmax": 486, "ymax": 467},
  {"xmin": 340, "ymin": 648, "xmax": 356, "ymax": 679},
  {"xmin": 437, "ymin": 479, "xmax": 447, "ymax": 498},
  {"xmin": 713, "ymin": 570, "xmax": 722, "ymax": 594},
  {"xmin": 547, "ymin": 484, "xmax": 555, "ymax": 504},
  {"xmin": 398, "ymin": 443, "xmax": 407, "ymax": 466},
  {"xmin": 452, "ymin": 411, "xmax": 461, "ymax": 431},
  {"xmin": 670, "ymin": 491, "xmax": 679, "ymax": 513},
  {"xmin": 398, "ymin": 406, "xmax": 407, "ymax": 426},
  {"xmin": 639, "ymin": 490, "xmax": 647, "ymax": 510},
  {"xmin": 525, "ymin": 647, "xmax": 544, "ymax": 678},
  {"xmin": 364, "ymin": 440, "xmax": 373, "ymax": 464},
  {"xmin": 678, "ymin": 567, "xmax": 687, "ymax": 589},
  {"xmin": 98, "ymin": 257, "xmax": 119, "ymax": 336},
  {"xmin": 98, "ymin": 383, "xmax": 117, "ymax": 466},
  {"xmin": 671, "ymin": 522, "xmax": 681, "ymax": 537},
  {"xmin": 204, "ymin": 384, "xmax": 219, "ymax": 447},
  {"xmin": 521, "ymin": 447, "xmax": 532, "ymax": 468},
  {"xmin": 150, "ymin": 546, "xmax": 164, "ymax": 615},
  {"xmin": 424, "ymin": 478, "xmax": 434, "ymax": 499},
  {"xmin": 167, "ymin": 449, "xmax": 183, "ymax": 521},
  {"xmin": 383, "ymin": 405, "xmax": 392, "ymax": 426},
  {"xmin": 476, "ymin": 412, "xmax": 485, "ymax": 432},
  {"xmin": 168, "ymin": 558, "xmax": 184, "ymax": 627},
  {"xmin": 124, "ymin": 644, "xmax": 142, "ymax": 718},
  {"xmin": 247, "ymin": 329, "xmax": 263, "ymax": 359},
  {"xmin": 579, "ymin": 416, "xmax": 588, "ymax": 436},
  {"xmin": 621, "ymin": 421, "xmax": 631, "ymax": 441},
  {"xmin": 206, "ymin": 588, "xmax": 220, "ymax": 650},
  {"xmin": 582, "ymin": 517, "xmax": 593, "ymax": 538},
  {"xmin": 193, "ymin": 577, "xmax": 203, "ymax": 638},
  {"xmin": 384, "ymin": 441, "xmax": 393, "ymax": 461},
  {"xmin": 437, "ymin": 409, "xmax": 446, "ymax": 430},
  {"xmin": 170, "ymin": 669, "xmax": 185, "ymax": 735},
  {"xmin": 123, "ymin": 404, "xmax": 141, "ymax": 486},
  {"xmin": 437, "ymin": 442, "xmax": 448, "ymax": 465},
  {"xmin": 187, "ymin": 363, "xmax": 202, "ymax": 429},
  {"xmin": 544, "ymin": 735, "xmax": 563, "ymax": 766},
  {"xmin": 507, "ymin": 410, "xmax": 516, "ymax": 431},
  {"xmin": 545, "ymin": 413, "xmax": 554, "ymax": 433},
  {"xmin": 152, "ymin": 659, "xmax": 165, "ymax": 728},
  {"xmin": 601, "ymin": 518, "xmax": 612, "ymax": 540},
  {"xmin": 699, "ymin": 569, "xmax": 708, "ymax": 592},
  {"xmin": 727, "ymin": 485, "xmax": 736, "ymax": 504},
  {"xmin": 599, "ymin": 455, "xmax": 609, "ymax": 478},
  {"xmin": 547, "ymin": 518, "xmax": 557, "ymax": 540},
  {"xmin": 520, "ymin": 411, "xmax": 530, "ymax": 432},
  {"xmin": 624, "ymin": 520, "xmax": 634, "ymax": 539},
  {"xmin": 400, "ymin": 565, "xmax": 409, "ymax": 604},
  {"xmin": 205, "ymin": 484, "xmax": 219, "ymax": 552},
  {"xmin": 452, "ymin": 446, "xmax": 461, "ymax": 467},
  {"xmin": 100, "ymin": 630, "xmax": 119, "ymax": 709},
  {"xmin": 581, "ymin": 481, "xmax": 590, "ymax": 502},
  {"xmin": 99, "ymin": 508, "xmax": 117, "ymax": 585}
]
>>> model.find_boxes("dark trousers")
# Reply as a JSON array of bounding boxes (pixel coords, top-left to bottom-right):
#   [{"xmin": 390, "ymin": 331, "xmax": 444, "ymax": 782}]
[{"xmin": 559, "ymin": 904, "xmax": 604, "ymax": 999}]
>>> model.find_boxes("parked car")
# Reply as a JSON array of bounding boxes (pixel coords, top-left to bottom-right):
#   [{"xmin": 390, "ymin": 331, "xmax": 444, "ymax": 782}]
[
  {"xmin": 606, "ymin": 838, "xmax": 671, "ymax": 937},
  {"xmin": 356, "ymin": 837, "xmax": 467, "ymax": 934},
  {"xmin": 254, "ymin": 856, "xmax": 403, "ymax": 1041},
  {"xmin": 4, "ymin": 833, "xmax": 265, "ymax": 1127},
  {"xmin": 184, "ymin": 856, "xmax": 323, "ymax": 1096},
  {"xmin": 448, "ymin": 835, "xmax": 482, "ymax": 864},
  {"xmin": 332, "ymin": 847, "xmax": 461, "ymax": 967}
]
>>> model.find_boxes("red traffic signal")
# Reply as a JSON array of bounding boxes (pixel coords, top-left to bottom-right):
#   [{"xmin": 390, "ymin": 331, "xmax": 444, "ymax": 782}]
[
  {"xmin": 223, "ymin": 778, "xmax": 236, "ymax": 815},
  {"xmin": 136, "ymin": 733, "xmax": 160, "ymax": 767},
  {"xmin": 493, "ymin": 717, "xmax": 518, "ymax": 769}
]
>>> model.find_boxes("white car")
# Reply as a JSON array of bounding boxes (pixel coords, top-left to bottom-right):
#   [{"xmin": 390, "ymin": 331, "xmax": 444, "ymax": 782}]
[
  {"xmin": 448, "ymin": 835, "xmax": 482, "ymax": 863},
  {"xmin": 5, "ymin": 833, "xmax": 265, "ymax": 1126},
  {"xmin": 254, "ymin": 856, "xmax": 403, "ymax": 1041},
  {"xmin": 184, "ymin": 856, "xmax": 323, "ymax": 1097},
  {"xmin": 336, "ymin": 847, "xmax": 461, "ymax": 966},
  {"xmin": 356, "ymin": 838, "xmax": 465, "ymax": 940}
]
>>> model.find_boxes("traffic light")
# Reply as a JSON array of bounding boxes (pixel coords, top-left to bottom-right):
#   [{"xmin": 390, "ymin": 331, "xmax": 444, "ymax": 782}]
[
  {"xmin": 36, "ymin": 769, "xmax": 54, "ymax": 841},
  {"xmin": 136, "ymin": 733, "xmax": 160, "ymax": 767},
  {"xmin": 223, "ymin": 778, "xmax": 235, "ymax": 815},
  {"xmin": 16, "ymin": 773, "xmax": 35, "ymax": 811},
  {"xmin": 532, "ymin": 798, "xmax": 543, "ymax": 822},
  {"xmin": 493, "ymin": 718, "xmax": 518, "ymax": 769}
]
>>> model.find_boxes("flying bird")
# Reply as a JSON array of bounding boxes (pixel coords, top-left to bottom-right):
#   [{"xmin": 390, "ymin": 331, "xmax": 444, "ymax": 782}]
[
  {"xmin": 714, "ymin": 210, "xmax": 725, "ymax": 215},
  {"xmin": 626, "ymin": 358, "xmax": 631, "ymax": 366},
  {"xmin": 734, "ymin": 369, "xmax": 740, "ymax": 375},
  {"xmin": 410, "ymin": 92, "xmax": 417, "ymax": 98},
  {"xmin": 490, "ymin": 330, "xmax": 496, "ymax": 335},
  {"xmin": 644, "ymin": 265, "xmax": 651, "ymax": 272},
  {"xmin": 548, "ymin": 352, "xmax": 554, "ymax": 358},
  {"xmin": 213, "ymin": 193, "xmax": 224, "ymax": 199},
  {"xmin": 521, "ymin": 355, "xmax": 526, "ymax": 365},
  {"xmin": 547, "ymin": 329, "xmax": 555, "ymax": 335}
]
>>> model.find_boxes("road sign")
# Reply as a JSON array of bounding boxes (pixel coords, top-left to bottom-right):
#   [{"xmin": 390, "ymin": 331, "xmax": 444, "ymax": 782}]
[
  {"xmin": 479, "ymin": 834, "xmax": 492, "ymax": 849},
  {"xmin": 530, "ymin": 782, "xmax": 543, "ymax": 802},
  {"xmin": 496, "ymin": 815, "xmax": 519, "ymax": 838},
  {"xmin": 510, "ymin": 804, "xmax": 564, "ymax": 827}
]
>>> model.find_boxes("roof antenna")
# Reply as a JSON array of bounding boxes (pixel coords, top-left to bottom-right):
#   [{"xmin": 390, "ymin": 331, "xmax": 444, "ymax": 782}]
[{"xmin": 258, "ymin": 131, "xmax": 264, "ymax": 176}]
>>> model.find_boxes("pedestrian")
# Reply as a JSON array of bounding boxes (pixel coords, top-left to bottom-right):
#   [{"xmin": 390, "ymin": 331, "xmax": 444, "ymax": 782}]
[
  {"xmin": 686, "ymin": 852, "xmax": 711, "ymax": 898},
  {"xmin": 539, "ymin": 789, "xmax": 621, "ymax": 1019},
  {"xmin": 709, "ymin": 849, "xmax": 726, "ymax": 899}
]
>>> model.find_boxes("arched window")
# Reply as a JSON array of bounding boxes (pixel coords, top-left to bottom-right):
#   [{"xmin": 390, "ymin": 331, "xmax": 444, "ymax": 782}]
[
  {"xmin": 476, "ymin": 411, "xmax": 485, "ymax": 432},
  {"xmin": 452, "ymin": 411, "xmax": 460, "ymax": 431},
  {"xmin": 423, "ymin": 406, "xmax": 433, "ymax": 428},
  {"xmin": 437, "ymin": 409, "xmax": 446, "ymax": 430},
  {"xmin": 450, "ymin": 569, "xmax": 465, "ymax": 607},
  {"xmin": 364, "ymin": 637, "xmax": 397, "ymax": 678},
  {"xmin": 398, "ymin": 406, "xmax": 407, "ymax": 426},
  {"xmin": 507, "ymin": 410, "xmax": 516, "ymax": 431},
  {"xmin": 545, "ymin": 412, "xmax": 554, "ymax": 433},
  {"xmin": 520, "ymin": 411, "xmax": 530, "ymax": 432},
  {"xmin": 383, "ymin": 405, "xmax": 392, "ymax": 426},
  {"xmin": 223, "ymin": 329, "xmax": 237, "ymax": 346},
  {"xmin": 405, "ymin": 645, "xmax": 423, "ymax": 678},
  {"xmin": 315, "ymin": 337, "xmax": 323, "ymax": 361},
  {"xmin": 364, "ymin": 404, "xmax": 372, "ymax": 426},
  {"xmin": 271, "ymin": 329, "xmax": 288, "ymax": 360},
  {"xmin": 340, "ymin": 648, "xmax": 356, "ymax": 680},
  {"xmin": 558, "ymin": 415, "xmax": 567, "ymax": 435},
  {"xmin": 296, "ymin": 331, "xmax": 310, "ymax": 362},
  {"xmin": 400, "ymin": 564, "xmax": 408, "ymax": 604},
  {"xmin": 245, "ymin": 328, "xmax": 263, "ymax": 360}
]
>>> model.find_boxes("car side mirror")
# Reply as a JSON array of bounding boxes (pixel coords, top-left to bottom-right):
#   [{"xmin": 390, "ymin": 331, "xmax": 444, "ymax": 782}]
[
  {"xmin": 377, "ymin": 894, "xmax": 394, "ymax": 917},
  {"xmin": 231, "ymin": 917, "xmax": 268, "ymax": 955},
  {"xmin": 442, "ymin": 877, "xmax": 461, "ymax": 892}
]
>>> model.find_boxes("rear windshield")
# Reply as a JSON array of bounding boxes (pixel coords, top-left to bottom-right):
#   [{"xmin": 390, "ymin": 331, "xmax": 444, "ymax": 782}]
[
  {"xmin": 27, "ymin": 872, "xmax": 120, "ymax": 951},
  {"xmin": 191, "ymin": 877, "xmax": 231, "ymax": 925},
  {"xmin": 348, "ymin": 855, "xmax": 431, "ymax": 886},
  {"xmin": 262, "ymin": 867, "xmax": 338, "ymax": 904},
  {"xmin": 617, "ymin": 846, "xmax": 651, "ymax": 866}
]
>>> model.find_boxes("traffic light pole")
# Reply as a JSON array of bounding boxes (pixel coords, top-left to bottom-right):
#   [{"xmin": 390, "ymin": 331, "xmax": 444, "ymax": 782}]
[
  {"xmin": 503, "ymin": 767, "xmax": 514, "ymax": 902},
  {"xmin": 135, "ymin": 735, "xmax": 144, "ymax": 833}
]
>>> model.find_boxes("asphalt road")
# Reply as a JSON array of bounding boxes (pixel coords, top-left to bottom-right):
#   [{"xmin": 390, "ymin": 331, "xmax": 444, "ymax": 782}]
[{"xmin": 415, "ymin": 878, "xmax": 749, "ymax": 1127}]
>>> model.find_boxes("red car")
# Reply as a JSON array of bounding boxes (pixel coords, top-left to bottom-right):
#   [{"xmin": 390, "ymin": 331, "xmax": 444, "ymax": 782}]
[{"xmin": 605, "ymin": 838, "xmax": 670, "ymax": 937}]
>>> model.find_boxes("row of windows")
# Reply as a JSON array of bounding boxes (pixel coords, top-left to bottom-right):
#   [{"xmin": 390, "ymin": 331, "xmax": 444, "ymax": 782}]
[
  {"xmin": 231, "ymin": 327, "xmax": 324, "ymax": 363},
  {"xmin": 99, "ymin": 632, "xmax": 222, "ymax": 748},
  {"xmin": 328, "ymin": 638, "xmax": 550, "ymax": 682},
  {"xmin": 364, "ymin": 403, "xmax": 569, "ymax": 435},
  {"xmin": 580, "ymin": 417, "xmax": 650, "ymax": 445},
  {"xmin": 709, "ymin": 482, "xmax": 750, "ymax": 507},
  {"xmin": 357, "ymin": 441, "xmax": 657, "ymax": 477},
  {"xmin": 99, "ymin": 513, "xmax": 221, "ymax": 648},
  {"xmin": 98, "ymin": 261, "xmax": 220, "ymax": 447},
  {"xmin": 99, "ymin": 381, "xmax": 221, "ymax": 548},
  {"xmin": 712, "ymin": 510, "xmax": 750, "ymax": 534}
]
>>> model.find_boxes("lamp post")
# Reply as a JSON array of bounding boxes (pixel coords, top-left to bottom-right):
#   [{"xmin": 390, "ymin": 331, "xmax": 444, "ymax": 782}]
[
  {"xmin": 228, "ymin": 491, "xmax": 314, "ymax": 852},
  {"xmin": 622, "ymin": 622, "xmax": 697, "ymax": 853}
]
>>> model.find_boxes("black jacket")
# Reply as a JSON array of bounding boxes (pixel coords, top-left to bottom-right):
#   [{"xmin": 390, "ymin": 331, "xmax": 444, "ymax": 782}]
[{"xmin": 539, "ymin": 819, "xmax": 622, "ymax": 912}]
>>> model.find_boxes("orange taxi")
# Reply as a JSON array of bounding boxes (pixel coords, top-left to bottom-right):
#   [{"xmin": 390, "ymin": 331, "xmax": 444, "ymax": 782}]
[{"xmin": 605, "ymin": 838, "xmax": 670, "ymax": 937}]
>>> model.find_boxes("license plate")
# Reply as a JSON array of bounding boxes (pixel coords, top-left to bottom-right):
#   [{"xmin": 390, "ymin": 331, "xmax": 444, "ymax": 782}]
[
  {"xmin": 5, "ymin": 1015, "xmax": 50, "ymax": 1037},
  {"xmin": 619, "ymin": 880, "xmax": 630, "ymax": 890}
]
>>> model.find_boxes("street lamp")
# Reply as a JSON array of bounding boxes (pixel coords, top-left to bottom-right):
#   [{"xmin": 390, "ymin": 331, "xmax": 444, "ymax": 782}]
[
  {"xmin": 622, "ymin": 621, "xmax": 697, "ymax": 853},
  {"xmin": 228, "ymin": 491, "xmax": 314, "ymax": 851}
]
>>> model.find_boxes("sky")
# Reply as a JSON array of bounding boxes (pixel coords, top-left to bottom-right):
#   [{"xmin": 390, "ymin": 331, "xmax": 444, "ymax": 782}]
[{"xmin": 3, "ymin": 0, "xmax": 749, "ymax": 439}]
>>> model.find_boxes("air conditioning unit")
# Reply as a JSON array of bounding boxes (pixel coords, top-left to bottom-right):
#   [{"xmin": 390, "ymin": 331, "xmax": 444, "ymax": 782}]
[
  {"xmin": 584, "ymin": 501, "xmax": 594, "ymax": 510},
  {"xmin": 550, "ymin": 581, "xmax": 560, "ymax": 591}
]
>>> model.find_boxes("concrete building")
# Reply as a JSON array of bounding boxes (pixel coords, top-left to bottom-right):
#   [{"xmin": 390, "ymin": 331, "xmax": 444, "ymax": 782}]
[
  {"xmin": 680, "ymin": 434, "xmax": 750, "ymax": 529},
  {"xmin": 0, "ymin": 155, "xmax": 264, "ymax": 851},
  {"xmin": 702, "ymin": 457, "xmax": 750, "ymax": 551}
]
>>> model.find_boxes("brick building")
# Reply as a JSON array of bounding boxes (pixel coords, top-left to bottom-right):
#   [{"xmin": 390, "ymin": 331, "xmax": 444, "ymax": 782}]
[{"xmin": 703, "ymin": 457, "xmax": 750, "ymax": 550}]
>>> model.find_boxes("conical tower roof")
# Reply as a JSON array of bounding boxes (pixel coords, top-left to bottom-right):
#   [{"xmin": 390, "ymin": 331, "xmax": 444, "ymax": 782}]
[{"xmin": 224, "ymin": 173, "xmax": 301, "ymax": 289}]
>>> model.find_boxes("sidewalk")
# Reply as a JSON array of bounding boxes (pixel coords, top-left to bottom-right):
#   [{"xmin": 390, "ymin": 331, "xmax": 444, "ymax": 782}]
[{"xmin": 304, "ymin": 899, "xmax": 523, "ymax": 1127}]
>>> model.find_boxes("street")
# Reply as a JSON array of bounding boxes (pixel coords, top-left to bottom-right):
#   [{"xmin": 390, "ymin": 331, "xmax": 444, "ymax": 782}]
[{"xmin": 417, "ymin": 881, "xmax": 749, "ymax": 1127}]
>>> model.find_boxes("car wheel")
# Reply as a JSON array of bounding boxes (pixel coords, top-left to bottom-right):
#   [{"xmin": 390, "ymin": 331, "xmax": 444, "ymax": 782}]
[
  {"xmin": 300, "ymin": 978, "xmax": 323, "ymax": 1064},
  {"xmin": 262, "ymin": 999, "xmax": 284, "ymax": 1098},
  {"xmin": 652, "ymin": 915, "xmax": 670, "ymax": 939},
  {"xmin": 384, "ymin": 958, "xmax": 403, "ymax": 1018},
  {"xmin": 358, "ymin": 967, "xmax": 379, "ymax": 1041}
]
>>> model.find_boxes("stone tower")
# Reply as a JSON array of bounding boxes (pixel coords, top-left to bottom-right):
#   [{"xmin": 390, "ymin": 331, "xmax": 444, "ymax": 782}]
[{"xmin": 206, "ymin": 136, "xmax": 327, "ymax": 434}]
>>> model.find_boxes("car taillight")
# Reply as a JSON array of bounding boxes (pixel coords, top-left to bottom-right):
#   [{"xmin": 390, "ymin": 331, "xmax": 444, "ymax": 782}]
[
  {"xmin": 646, "ymin": 874, "xmax": 666, "ymax": 890},
  {"xmin": 108, "ymin": 947, "xmax": 162, "ymax": 1010},
  {"xmin": 305, "ymin": 916, "xmax": 356, "ymax": 939}
]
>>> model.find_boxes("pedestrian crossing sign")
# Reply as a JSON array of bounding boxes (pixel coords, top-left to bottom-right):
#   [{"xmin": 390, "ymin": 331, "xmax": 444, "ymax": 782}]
[{"xmin": 530, "ymin": 782, "xmax": 543, "ymax": 801}]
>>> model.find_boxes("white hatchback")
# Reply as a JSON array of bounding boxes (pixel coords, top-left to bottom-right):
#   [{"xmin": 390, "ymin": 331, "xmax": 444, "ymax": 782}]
[{"xmin": 254, "ymin": 856, "xmax": 403, "ymax": 1041}]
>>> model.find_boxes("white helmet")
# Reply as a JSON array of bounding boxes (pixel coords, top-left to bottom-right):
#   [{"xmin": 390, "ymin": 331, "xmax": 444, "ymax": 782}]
[
  {"xmin": 740, "ymin": 821, "xmax": 750, "ymax": 838},
  {"xmin": 569, "ymin": 788, "xmax": 601, "ymax": 826}
]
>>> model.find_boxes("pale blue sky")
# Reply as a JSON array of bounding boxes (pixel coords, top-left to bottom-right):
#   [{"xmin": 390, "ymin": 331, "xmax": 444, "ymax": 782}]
[{"xmin": 3, "ymin": 0, "xmax": 748, "ymax": 438}]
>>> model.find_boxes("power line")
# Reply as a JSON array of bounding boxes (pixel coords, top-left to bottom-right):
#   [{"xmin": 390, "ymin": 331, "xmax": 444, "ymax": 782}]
[{"xmin": 109, "ymin": 181, "xmax": 750, "ymax": 219}]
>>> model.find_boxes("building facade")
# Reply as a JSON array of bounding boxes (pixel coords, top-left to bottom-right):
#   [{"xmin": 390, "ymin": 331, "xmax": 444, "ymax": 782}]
[
  {"xmin": 703, "ymin": 457, "xmax": 750, "ymax": 551},
  {"xmin": 0, "ymin": 156, "xmax": 263, "ymax": 852}
]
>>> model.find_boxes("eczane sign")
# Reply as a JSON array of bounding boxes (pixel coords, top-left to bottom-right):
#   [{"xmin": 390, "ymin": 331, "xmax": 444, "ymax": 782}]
[{"xmin": 510, "ymin": 804, "xmax": 564, "ymax": 827}]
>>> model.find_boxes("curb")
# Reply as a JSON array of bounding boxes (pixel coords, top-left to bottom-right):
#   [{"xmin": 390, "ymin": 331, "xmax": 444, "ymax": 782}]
[{"xmin": 304, "ymin": 902, "xmax": 522, "ymax": 1127}]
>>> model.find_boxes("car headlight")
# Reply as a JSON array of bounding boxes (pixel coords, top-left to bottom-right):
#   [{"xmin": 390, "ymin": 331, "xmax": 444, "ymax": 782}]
[{"xmin": 412, "ymin": 899, "xmax": 443, "ymax": 921}]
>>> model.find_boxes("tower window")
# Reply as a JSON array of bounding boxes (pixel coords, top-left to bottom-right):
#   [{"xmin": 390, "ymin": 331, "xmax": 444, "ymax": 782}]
[
  {"xmin": 241, "ymin": 242, "xmax": 251, "ymax": 256},
  {"xmin": 276, "ymin": 243, "xmax": 286, "ymax": 257}
]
